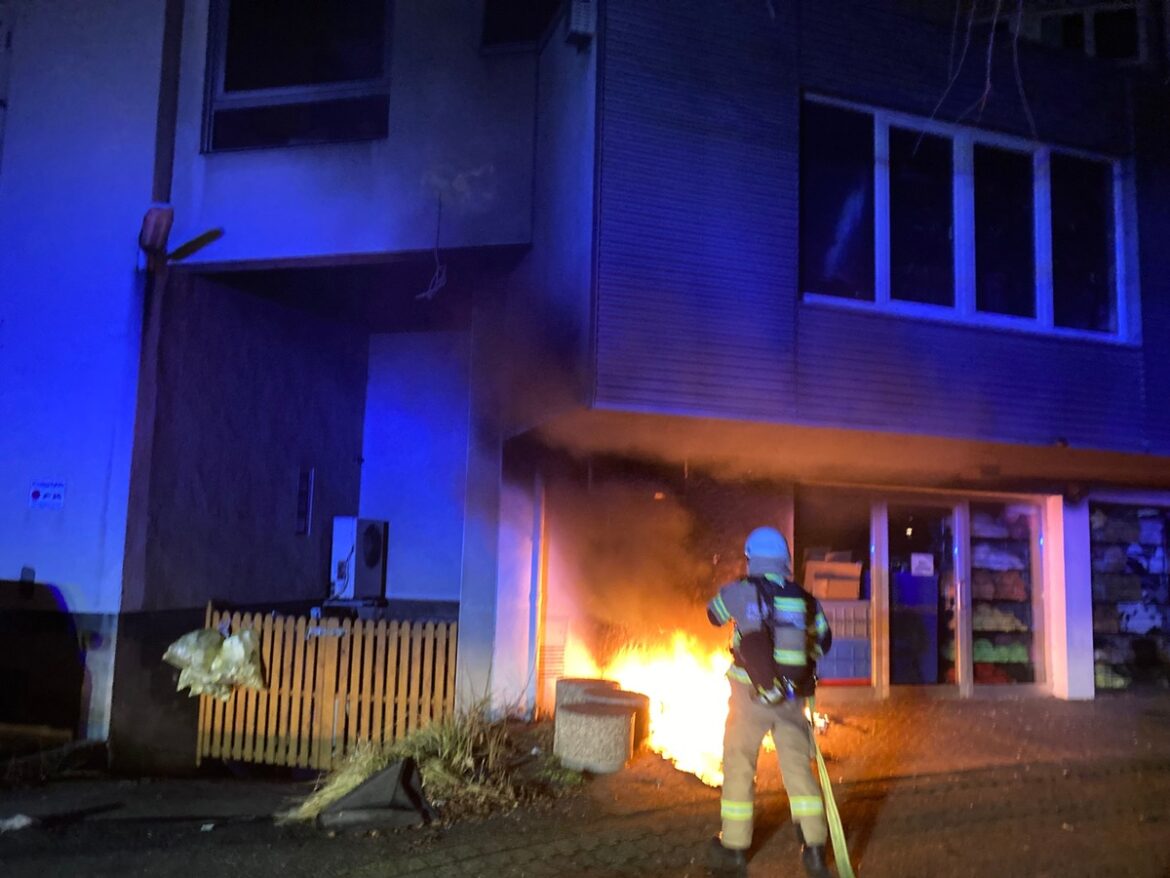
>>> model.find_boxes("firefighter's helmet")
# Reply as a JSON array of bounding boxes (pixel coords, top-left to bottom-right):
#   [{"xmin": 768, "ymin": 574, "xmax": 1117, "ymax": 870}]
[{"xmin": 744, "ymin": 526, "xmax": 790, "ymax": 561}]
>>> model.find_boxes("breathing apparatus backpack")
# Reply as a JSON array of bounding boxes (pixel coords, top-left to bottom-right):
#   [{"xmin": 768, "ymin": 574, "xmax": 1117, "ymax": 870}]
[{"xmin": 733, "ymin": 575, "xmax": 819, "ymax": 703}]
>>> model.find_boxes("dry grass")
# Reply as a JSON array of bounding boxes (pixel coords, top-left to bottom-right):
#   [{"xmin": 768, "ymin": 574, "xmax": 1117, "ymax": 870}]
[{"xmin": 284, "ymin": 705, "xmax": 582, "ymax": 824}]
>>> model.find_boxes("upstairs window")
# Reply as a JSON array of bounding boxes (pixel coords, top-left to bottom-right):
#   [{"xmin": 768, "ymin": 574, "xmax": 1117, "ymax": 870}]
[
  {"xmin": 889, "ymin": 127, "xmax": 953, "ymax": 307},
  {"xmin": 974, "ymin": 145, "xmax": 1035, "ymax": 319},
  {"xmin": 800, "ymin": 97, "xmax": 1131, "ymax": 341},
  {"xmin": 204, "ymin": 0, "xmax": 391, "ymax": 151},
  {"xmin": 481, "ymin": 0, "xmax": 562, "ymax": 49},
  {"xmin": 1051, "ymin": 154, "xmax": 1117, "ymax": 333},
  {"xmin": 1033, "ymin": 3, "xmax": 1145, "ymax": 63},
  {"xmin": 799, "ymin": 102, "xmax": 874, "ymax": 301}
]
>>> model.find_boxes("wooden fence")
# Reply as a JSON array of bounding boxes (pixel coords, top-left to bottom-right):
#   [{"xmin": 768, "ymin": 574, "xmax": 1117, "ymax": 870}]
[{"xmin": 196, "ymin": 605, "xmax": 458, "ymax": 771}]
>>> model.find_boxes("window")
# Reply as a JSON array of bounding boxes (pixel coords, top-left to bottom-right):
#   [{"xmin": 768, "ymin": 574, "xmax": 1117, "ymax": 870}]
[
  {"xmin": 1034, "ymin": 3, "xmax": 1144, "ymax": 63},
  {"xmin": 482, "ymin": 0, "xmax": 562, "ymax": 48},
  {"xmin": 204, "ymin": 0, "xmax": 391, "ymax": 151},
  {"xmin": 800, "ymin": 102, "xmax": 875, "ymax": 301},
  {"xmin": 1094, "ymin": 8, "xmax": 1140, "ymax": 60},
  {"xmin": 1052, "ymin": 154, "xmax": 1116, "ymax": 333},
  {"xmin": 889, "ymin": 128, "xmax": 953, "ymax": 306},
  {"xmin": 974, "ymin": 145, "xmax": 1034, "ymax": 318},
  {"xmin": 800, "ymin": 97, "xmax": 1130, "ymax": 340}
]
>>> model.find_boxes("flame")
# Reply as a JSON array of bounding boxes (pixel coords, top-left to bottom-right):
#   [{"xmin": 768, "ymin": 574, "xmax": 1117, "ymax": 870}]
[
  {"xmin": 562, "ymin": 631, "xmax": 832, "ymax": 788},
  {"xmin": 564, "ymin": 630, "xmax": 741, "ymax": 786}
]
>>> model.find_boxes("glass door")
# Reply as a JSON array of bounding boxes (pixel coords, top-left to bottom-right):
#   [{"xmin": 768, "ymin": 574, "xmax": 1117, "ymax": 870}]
[{"xmin": 886, "ymin": 504, "xmax": 959, "ymax": 686}]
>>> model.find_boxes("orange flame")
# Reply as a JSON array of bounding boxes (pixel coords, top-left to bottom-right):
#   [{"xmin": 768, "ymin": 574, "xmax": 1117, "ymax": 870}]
[
  {"xmin": 564, "ymin": 630, "xmax": 744, "ymax": 787},
  {"xmin": 563, "ymin": 632, "xmax": 831, "ymax": 787}
]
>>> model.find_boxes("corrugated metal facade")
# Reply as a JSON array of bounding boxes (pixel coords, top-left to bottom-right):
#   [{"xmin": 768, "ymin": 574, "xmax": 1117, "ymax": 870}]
[
  {"xmin": 1134, "ymin": 84, "xmax": 1170, "ymax": 455},
  {"xmin": 593, "ymin": 0, "xmax": 1158, "ymax": 455},
  {"xmin": 594, "ymin": 0, "xmax": 797, "ymax": 418},
  {"xmin": 796, "ymin": 306, "xmax": 1146, "ymax": 450}
]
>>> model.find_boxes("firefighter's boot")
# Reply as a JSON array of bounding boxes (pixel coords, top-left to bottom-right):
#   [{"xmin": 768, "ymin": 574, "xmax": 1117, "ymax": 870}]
[
  {"xmin": 707, "ymin": 836, "xmax": 747, "ymax": 875},
  {"xmin": 802, "ymin": 843, "xmax": 830, "ymax": 878}
]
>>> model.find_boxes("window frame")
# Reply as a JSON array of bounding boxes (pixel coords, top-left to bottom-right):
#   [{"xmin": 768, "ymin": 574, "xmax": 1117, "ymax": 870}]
[
  {"xmin": 1030, "ymin": 3, "xmax": 1149, "ymax": 65},
  {"xmin": 801, "ymin": 94, "xmax": 1138, "ymax": 345},
  {"xmin": 202, "ymin": 0, "xmax": 395, "ymax": 153}
]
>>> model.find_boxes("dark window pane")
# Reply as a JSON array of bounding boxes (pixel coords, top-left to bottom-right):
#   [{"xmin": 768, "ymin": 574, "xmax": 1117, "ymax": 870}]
[
  {"xmin": 1061, "ymin": 13, "xmax": 1086, "ymax": 51},
  {"xmin": 890, "ymin": 127, "xmax": 953, "ymax": 306},
  {"xmin": 1094, "ymin": 9, "xmax": 1139, "ymax": 60},
  {"xmin": 224, "ymin": 0, "xmax": 385, "ymax": 92},
  {"xmin": 1051, "ymin": 154, "xmax": 1116, "ymax": 333},
  {"xmin": 210, "ymin": 96, "xmax": 390, "ymax": 150},
  {"xmin": 975, "ymin": 145, "xmax": 1035, "ymax": 318},
  {"xmin": 1039, "ymin": 15, "xmax": 1063, "ymax": 48},
  {"xmin": 800, "ymin": 102, "xmax": 874, "ymax": 301},
  {"xmin": 482, "ymin": 0, "xmax": 561, "ymax": 47}
]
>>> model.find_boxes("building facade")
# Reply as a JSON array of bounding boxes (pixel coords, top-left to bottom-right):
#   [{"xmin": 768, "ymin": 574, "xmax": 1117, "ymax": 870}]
[{"xmin": 2, "ymin": 0, "xmax": 1169, "ymax": 770}]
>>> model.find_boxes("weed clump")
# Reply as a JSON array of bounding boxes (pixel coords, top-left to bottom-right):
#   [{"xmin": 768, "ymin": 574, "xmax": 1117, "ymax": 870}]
[{"xmin": 287, "ymin": 706, "xmax": 581, "ymax": 823}]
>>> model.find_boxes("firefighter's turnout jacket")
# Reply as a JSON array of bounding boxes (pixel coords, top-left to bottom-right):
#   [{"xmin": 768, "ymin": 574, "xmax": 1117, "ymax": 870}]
[{"xmin": 707, "ymin": 573, "xmax": 833, "ymax": 850}]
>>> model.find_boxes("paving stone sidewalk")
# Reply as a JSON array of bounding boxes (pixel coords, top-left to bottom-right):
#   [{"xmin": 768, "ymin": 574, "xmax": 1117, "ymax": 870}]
[{"xmin": 3, "ymin": 692, "xmax": 1169, "ymax": 877}]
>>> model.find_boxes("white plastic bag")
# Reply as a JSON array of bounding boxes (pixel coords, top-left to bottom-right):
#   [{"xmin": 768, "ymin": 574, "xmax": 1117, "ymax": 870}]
[{"xmin": 163, "ymin": 626, "xmax": 264, "ymax": 701}]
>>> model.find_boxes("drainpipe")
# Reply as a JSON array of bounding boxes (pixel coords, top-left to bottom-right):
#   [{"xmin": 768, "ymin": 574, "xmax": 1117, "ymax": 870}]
[{"xmin": 152, "ymin": 0, "xmax": 184, "ymax": 206}]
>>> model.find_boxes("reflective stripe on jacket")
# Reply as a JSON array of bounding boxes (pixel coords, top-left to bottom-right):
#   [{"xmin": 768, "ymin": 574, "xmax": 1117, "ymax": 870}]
[{"xmin": 707, "ymin": 573, "xmax": 832, "ymax": 690}]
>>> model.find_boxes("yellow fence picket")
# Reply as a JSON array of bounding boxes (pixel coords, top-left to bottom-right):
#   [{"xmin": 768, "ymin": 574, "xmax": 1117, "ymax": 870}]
[
  {"xmin": 197, "ymin": 610, "xmax": 457, "ymax": 769},
  {"xmin": 444, "ymin": 622, "xmax": 458, "ymax": 717},
  {"xmin": 409, "ymin": 623, "xmax": 426, "ymax": 734},
  {"xmin": 372, "ymin": 620, "xmax": 388, "ymax": 747},
  {"xmin": 384, "ymin": 621, "xmax": 400, "ymax": 739},
  {"xmin": 298, "ymin": 618, "xmax": 318, "ymax": 767},
  {"xmin": 314, "ymin": 618, "xmax": 339, "ymax": 769},
  {"xmin": 335, "ymin": 619, "xmax": 352, "ymax": 759},
  {"xmin": 432, "ymin": 623, "xmax": 449, "ymax": 726},
  {"xmin": 360, "ymin": 620, "xmax": 375, "ymax": 743},
  {"xmin": 263, "ymin": 614, "xmax": 284, "ymax": 765},
  {"xmin": 287, "ymin": 615, "xmax": 307, "ymax": 766},
  {"xmin": 420, "ymin": 622, "xmax": 435, "ymax": 728},
  {"xmin": 394, "ymin": 622, "xmax": 410, "ymax": 740},
  {"xmin": 346, "ymin": 619, "xmax": 364, "ymax": 749}
]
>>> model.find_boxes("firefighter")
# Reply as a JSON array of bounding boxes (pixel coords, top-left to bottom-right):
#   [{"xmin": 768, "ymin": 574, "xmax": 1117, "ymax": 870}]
[{"xmin": 706, "ymin": 526, "xmax": 833, "ymax": 878}]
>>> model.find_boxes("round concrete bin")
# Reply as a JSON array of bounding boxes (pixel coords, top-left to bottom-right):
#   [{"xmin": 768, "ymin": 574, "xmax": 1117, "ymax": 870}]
[
  {"xmin": 554, "ymin": 677, "xmax": 619, "ymax": 713},
  {"xmin": 553, "ymin": 701, "xmax": 636, "ymax": 773},
  {"xmin": 584, "ymin": 686, "xmax": 651, "ymax": 750}
]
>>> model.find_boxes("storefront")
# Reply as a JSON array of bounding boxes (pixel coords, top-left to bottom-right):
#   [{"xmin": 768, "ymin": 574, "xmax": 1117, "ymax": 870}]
[
  {"xmin": 797, "ymin": 486, "xmax": 1054, "ymax": 698},
  {"xmin": 1086, "ymin": 495, "xmax": 1170, "ymax": 692}
]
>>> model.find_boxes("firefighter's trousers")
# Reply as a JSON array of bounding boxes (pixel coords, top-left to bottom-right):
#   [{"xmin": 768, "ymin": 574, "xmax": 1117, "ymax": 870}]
[{"xmin": 719, "ymin": 680, "xmax": 827, "ymax": 850}]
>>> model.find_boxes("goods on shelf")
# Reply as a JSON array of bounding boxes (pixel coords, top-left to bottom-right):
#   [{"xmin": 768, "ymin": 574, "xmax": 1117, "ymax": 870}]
[
  {"xmin": 1117, "ymin": 601, "xmax": 1166, "ymax": 635},
  {"xmin": 1092, "ymin": 573, "xmax": 1143, "ymax": 602},
  {"xmin": 1090, "ymin": 503, "xmax": 1170, "ymax": 692},
  {"xmin": 973, "ymin": 603, "xmax": 1028, "ymax": 632},
  {"xmin": 971, "ymin": 541, "xmax": 1027, "ymax": 571},
  {"xmin": 972, "ymin": 638, "xmax": 1030, "ymax": 664},
  {"xmin": 974, "ymin": 662, "xmax": 1017, "ymax": 684}
]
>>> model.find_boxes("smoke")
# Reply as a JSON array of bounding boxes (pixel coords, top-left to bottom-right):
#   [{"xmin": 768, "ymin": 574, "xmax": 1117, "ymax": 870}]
[{"xmin": 545, "ymin": 471, "xmax": 790, "ymax": 665}]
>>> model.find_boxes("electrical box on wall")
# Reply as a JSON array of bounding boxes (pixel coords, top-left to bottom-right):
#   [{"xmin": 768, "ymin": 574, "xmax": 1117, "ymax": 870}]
[{"xmin": 330, "ymin": 517, "xmax": 389, "ymax": 601}]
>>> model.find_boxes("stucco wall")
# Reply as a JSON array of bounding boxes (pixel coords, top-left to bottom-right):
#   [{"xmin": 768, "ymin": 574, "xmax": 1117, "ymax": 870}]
[
  {"xmin": 168, "ymin": 0, "xmax": 537, "ymax": 265},
  {"xmin": 0, "ymin": 0, "xmax": 166, "ymax": 737},
  {"xmin": 359, "ymin": 331, "xmax": 471, "ymax": 602}
]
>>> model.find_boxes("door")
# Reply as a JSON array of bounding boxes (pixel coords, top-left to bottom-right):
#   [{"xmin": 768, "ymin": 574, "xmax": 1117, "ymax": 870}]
[{"xmin": 886, "ymin": 504, "xmax": 959, "ymax": 686}]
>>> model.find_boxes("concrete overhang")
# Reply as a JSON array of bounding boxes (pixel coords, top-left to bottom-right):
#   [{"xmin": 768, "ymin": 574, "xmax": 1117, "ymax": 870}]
[{"xmin": 534, "ymin": 407, "xmax": 1170, "ymax": 494}]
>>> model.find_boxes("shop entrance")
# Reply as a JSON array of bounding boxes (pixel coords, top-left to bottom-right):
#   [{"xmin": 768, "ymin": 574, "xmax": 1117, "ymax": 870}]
[{"xmin": 886, "ymin": 504, "xmax": 958, "ymax": 686}]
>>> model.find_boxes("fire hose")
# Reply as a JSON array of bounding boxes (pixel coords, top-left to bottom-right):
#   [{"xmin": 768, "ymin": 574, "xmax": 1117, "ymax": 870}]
[{"xmin": 808, "ymin": 698, "xmax": 856, "ymax": 878}]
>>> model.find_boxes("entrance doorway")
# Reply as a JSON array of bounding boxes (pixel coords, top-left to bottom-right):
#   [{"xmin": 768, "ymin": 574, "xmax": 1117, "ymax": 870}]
[{"xmin": 887, "ymin": 504, "xmax": 957, "ymax": 686}]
